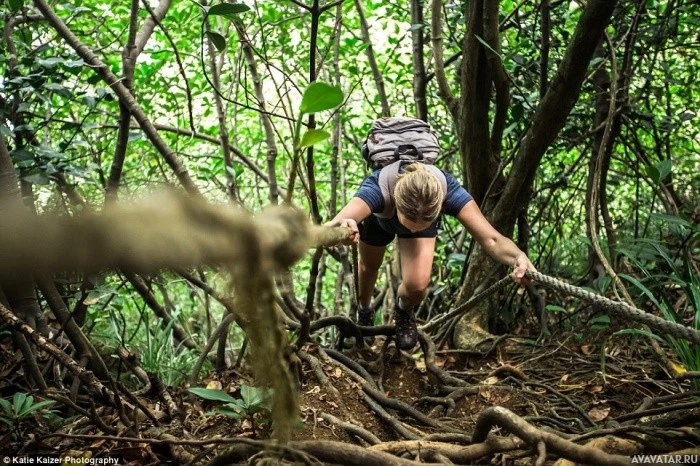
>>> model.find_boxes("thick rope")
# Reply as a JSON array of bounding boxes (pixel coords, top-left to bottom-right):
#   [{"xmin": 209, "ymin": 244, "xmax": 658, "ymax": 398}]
[
  {"xmin": 526, "ymin": 270, "xmax": 700, "ymax": 344},
  {"xmin": 420, "ymin": 276, "xmax": 512, "ymax": 332}
]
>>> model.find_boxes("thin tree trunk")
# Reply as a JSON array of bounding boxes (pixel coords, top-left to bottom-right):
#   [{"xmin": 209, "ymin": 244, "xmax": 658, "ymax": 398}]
[
  {"xmin": 430, "ymin": 0, "xmax": 459, "ymax": 122},
  {"xmin": 411, "ymin": 0, "xmax": 428, "ymax": 121},
  {"xmin": 237, "ymin": 24, "xmax": 279, "ymax": 205},
  {"xmin": 33, "ymin": 0, "xmax": 199, "ymax": 194},
  {"xmin": 106, "ymin": 0, "xmax": 172, "ymax": 202},
  {"xmin": 330, "ymin": 4, "xmax": 343, "ymax": 217},
  {"xmin": 489, "ymin": 0, "xmax": 619, "ymax": 234},
  {"xmin": 459, "ymin": 0, "xmax": 493, "ymax": 205},
  {"xmin": 353, "ymin": 0, "xmax": 391, "ymax": 116},
  {"xmin": 539, "ymin": 0, "xmax": 551, "ymax": 97},
  {"xmin": 454, "ymin": 0, "xmax": 618, "ymax": 347},
  {"xmin": 203, "ymin": 3, "xmax": 238, "ymax": 201},
  {"xmin": 0, "ymin": 129, "xmax": 47, "ymax": 390}
]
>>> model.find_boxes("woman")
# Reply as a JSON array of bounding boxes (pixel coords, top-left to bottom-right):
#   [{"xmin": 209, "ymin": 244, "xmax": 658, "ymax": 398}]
[{"xmin": 328, "ymin": 161, "xmax": 535, "ymax": 351}]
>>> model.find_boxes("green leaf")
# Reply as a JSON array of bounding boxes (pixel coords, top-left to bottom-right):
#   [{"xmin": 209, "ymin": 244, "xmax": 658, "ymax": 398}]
[
  {"xmin": 208, "ymin": 407, "xmax": 243, "ymax": 419},
  {"xmin": 589, "ymin": 314, "xmax": 611, "ymax": 329},
  {"xmin": 679, "ymin": 111, "xmax": 695, "ymax": 122},
  {"xmin": 43, "ymin": 83, "xmax": 72, "ymax": 99},
  {"xmin": 206, "ymin": 31, "xmax": 227, "ymax": 52},
  {"xmin": 0, "ymin": 417, "xmax": 14, "ymax": 427},
  {"xmin": 656, "ymin": 159, "xmax": 673, "ymax": 182},
  {"xmin": 299, "ymin": 82, "xmax": 344, "ymax": 114},
  {"xmin": 649, "ymin": 212, "xmax": 690, "ymax": 228},
  {"xmin": 187, "ymin": 387, "xmax": 238, "ymax": 404},
  {"xmin": 128, "ymin": 131, "xmax": 142, "ymax": 142},
  {"xmin": 473, "ymin": 34, "xmax": 502, "ymax": 59},
  {"xmin": 9, "ymin": 0, "xmax": 24, "ymax": 11},
  {"xmin": 618, "ymin": 273, "xmax": 663, "ymax": 309},
  {"xmin": 208, "ymin": 3, "xmax": 250, "ymax": 17},
  {"xmin": 10, "ymin": 148, "xmax": 33, "ymax": 162},
  {"xmin": 37, "ymin": 57, "xmax": 63, "ymax": 68},
  {"xmin": 81, "ymin": 95, "xmax": 96, "ymax": 109},
  {"xmin": 298, "ymin": 129, "xmax": 330, "ymax": 149},
  {"xmin": 13, "ymin": 393, "xmax": 26, "ymax": 415},
  {"xmin": 19, "ymin": 400, "xmax": 54, "ymax": 416},
  {"xmin": 613, "ymin": 328, "xmax": 665, "ymax": 342},
  {"xmin": 545, "ymin": 304, "xmax": 567, "ymax": 313},
  {"xmin": 0, "ymin": 398, "xmax": 12, "ymax": 414}
]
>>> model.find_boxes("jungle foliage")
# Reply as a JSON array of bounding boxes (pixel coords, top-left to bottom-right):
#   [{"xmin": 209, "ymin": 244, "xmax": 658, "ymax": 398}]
[{"xmin": 0, "ymin": 0, "xmax": 699, "ymax": 460}]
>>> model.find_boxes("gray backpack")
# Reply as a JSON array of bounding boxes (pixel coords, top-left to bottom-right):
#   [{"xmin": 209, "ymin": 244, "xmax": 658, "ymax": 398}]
[
  {"xmin": 361, "ymin": 117, "xmax": 447, "ymax": 219},
  {"xmin": 361, "ymin": 117, "xmax": 441, "ymax": 169}
]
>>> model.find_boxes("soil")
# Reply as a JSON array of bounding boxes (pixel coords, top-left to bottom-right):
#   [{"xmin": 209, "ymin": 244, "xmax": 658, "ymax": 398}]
[{"xmin": 1, "ymin": 327, "xmax": 698, "ymax": 465}]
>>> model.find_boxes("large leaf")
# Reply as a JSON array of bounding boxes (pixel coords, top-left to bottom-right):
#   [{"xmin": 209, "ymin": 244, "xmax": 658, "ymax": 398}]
[
  {"xmin": 13, "ymin": 393, "xmax": 27, "ymax": 415},
  {"xmin": 187, "ymin": 387, "xmax": 238, "ymax": 404},
  {"xmin": 206, "ymin": 31, "xmax": 227, "ymax": 52},
  {"xmin": 299, "ymin": 82, "xmax": 343, "ymax": 114},
  {"xmin": 208, "ymin": 3, "xmax": 250, "ymax": 18},
  {"xmin": 19, "ymin": 400, "xmax": 54, "ymax": 417},
  {"xmin": 0, "ymin": 398, "xmax": 12, "ymax": 414},
  {"xmin": 298, "ymin": 129, "xmax": 330, "ymax": 149}
]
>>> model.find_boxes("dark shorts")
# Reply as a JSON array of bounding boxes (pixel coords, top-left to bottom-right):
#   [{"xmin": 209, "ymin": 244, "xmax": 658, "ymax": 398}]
[{"xmin": 359, "ymin": 214, "xmax": 439, "ymax": 247}]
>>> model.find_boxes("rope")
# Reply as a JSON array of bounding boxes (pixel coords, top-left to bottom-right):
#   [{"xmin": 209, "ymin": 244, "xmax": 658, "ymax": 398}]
[
  {"xmin": 526, "ymin": 270, "xmax": 700, "ymax": 345},
  {"xmin": 420, "ymin": 276, "xmax": 512, "ymax": 332}
]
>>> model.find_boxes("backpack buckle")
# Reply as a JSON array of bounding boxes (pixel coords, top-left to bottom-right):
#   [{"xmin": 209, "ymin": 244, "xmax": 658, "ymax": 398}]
[{"xmin": 394, "ymin": 144, "xmax": 423, "ymax": 160}]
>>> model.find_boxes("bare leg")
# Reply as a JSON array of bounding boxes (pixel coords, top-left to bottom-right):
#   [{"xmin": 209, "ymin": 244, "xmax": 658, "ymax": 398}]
[
  {"xmin": 397, "ymin": 237, "xmax": 436, "ymax": 308},
  {"xmin": 393, "ymin": 237, "xmax": 436, "ymax": 350},
  {"xmin": 358, "ymin": 241, "xmax": 386, "ymax": 308}
]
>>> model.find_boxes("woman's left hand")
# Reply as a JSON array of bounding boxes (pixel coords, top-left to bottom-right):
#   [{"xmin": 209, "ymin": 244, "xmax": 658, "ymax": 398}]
[{"xmin": 512, "ymin": 253, "xmax": 535, "ymax": 286}]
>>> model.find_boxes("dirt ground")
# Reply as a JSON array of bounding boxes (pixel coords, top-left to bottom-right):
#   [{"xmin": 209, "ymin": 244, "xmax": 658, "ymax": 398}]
[{"xmin": 3, "ymin": 323, "xmax": 699, "ymax": 466}]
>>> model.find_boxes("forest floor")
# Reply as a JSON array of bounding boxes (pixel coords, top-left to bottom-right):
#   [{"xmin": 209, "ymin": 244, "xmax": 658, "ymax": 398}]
[{"xmin": 2, "ymin": 325, "xmax": 699, "ymax": 465}]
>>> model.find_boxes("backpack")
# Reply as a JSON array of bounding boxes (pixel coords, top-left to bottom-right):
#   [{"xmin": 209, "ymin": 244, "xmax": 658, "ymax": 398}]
[
  {"xmin": 361, "ymin": 117, "xmax": 440, "ymax": 169},
  {"xmin": 361, "ymin": 117, "xmax": 448, "ymax": 219}
]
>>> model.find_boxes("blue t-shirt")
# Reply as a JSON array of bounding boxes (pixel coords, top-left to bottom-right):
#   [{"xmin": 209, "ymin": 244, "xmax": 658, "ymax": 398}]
[{"xmin": 354, "ymin": 166, "xmax": 473, "ymax": 235}]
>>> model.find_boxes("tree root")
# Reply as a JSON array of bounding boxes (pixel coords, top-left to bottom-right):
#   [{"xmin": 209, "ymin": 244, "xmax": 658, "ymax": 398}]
[
  {"xmin": 320, "ymin": 412, "xmax": 381, "ymax": 446},
  {"xmin": 369, "ymin": 435, "xmax": 524, "ymax": 463},
  {"xmin": 473, "ymin": 406, "xmax": 632, "ymax": 466},
  {"xmin": 207, "ymin": 440, "xmax": 423, "ymax": 466}
]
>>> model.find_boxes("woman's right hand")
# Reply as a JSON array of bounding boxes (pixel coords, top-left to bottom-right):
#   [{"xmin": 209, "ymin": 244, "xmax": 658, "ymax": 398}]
[{"xmin": 325, "ymin": 218, "xmax": 359, "ymax": 245}]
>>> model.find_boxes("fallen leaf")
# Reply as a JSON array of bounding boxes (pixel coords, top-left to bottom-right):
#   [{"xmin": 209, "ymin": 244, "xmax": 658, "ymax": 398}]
[
  {"xmin": 587, "ymin": 385, "xmax": 604, "ymax": 394},
  {"xmin": 306, "ymin": 385, "xmax": 320, "ymax": 395},
  {"xmin": 483, "ymin": 376, "xmax": 500, "ymax": 385},
  {"xmin": 415, "ymin": 360, "xmax": 426, "ymax": 373},
  {"xmin": 479, "ymin": 387, "xmax": 493, "ymax": 402},
  {"xmin": 206, "ymin": 380, "xmax": 222, "ymax": 390},
  {"xmin": 559, "ymin": 374, "xmax": 570, "ymax": 385},
  {"xmin": 580, "ymin": 345, "xmax": 595, "ymax": 355},
  {"xmin": 670, "ymin": 361, "xmax": 686, "ymax": 375},
  {"xmin": 588, "ymin": 404, "xmax": 610, "ymax": 422},
  {"xmin": 334, "ymin": 367, "xmax": 342, "ymax": 378}
]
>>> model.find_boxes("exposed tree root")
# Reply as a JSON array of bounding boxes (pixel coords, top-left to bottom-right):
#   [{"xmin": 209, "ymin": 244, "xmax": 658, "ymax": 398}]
[{"xmin": 473, "ymin": 406, "xmax": 632, "ymax": 465}]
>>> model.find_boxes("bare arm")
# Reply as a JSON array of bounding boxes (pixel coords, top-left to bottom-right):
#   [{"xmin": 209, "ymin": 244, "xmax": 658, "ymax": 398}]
[
  {"xmin": 325, "ymin": 197, "xmax": 372, "ymax": 244},
  {"xmin": 455, "ymin": 200, "xmax": 535, "ymax": 284}
]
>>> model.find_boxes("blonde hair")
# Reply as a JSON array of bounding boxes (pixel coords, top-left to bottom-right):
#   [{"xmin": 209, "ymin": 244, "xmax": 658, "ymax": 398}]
[{"xmin": 393, "ymin": 164, "xmax": 445, "ymax": 223}]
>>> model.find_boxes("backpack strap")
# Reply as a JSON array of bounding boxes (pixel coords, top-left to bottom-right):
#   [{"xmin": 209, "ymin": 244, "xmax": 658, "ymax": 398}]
[{"xmin": 376, "ymin": 161, "xmax": 448, "ymax": 219}]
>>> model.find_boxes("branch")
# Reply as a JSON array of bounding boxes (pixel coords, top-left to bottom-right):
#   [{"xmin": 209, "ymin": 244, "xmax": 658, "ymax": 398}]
[
  {"xmin": 491, "ymin": 0, "xmax": 618, "ymax": 231},
  {"xmin": 33, "ymin": 0, "xmax": 199, "ymax": 194},
  {"xmin": 473, "ymin": 407, "xmax": 631, "ymax": 466},
  {"xmin": 236, "ymin": 23, "xmax": 280, "ymax": 204},
  {"xmin": 353, "ymin": 0, "xmax": 391, "ymax": 116},
  {"xmin": 431, "ymin": 0, "xmax": 458, "ymax": 121}
]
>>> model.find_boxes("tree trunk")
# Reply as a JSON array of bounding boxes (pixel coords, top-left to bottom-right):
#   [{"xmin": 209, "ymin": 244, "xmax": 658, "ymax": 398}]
[{"xmin": 453, "ymin": 0, "xmax": 618, "ymax": 348}]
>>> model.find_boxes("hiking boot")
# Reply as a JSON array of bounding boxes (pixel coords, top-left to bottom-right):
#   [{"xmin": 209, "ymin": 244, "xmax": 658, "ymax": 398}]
[
  {"xmin": 394, "ymin": 304, "xmax": 417, "ymax": 351},
  {"xmin": 357, "ymin": 306, "xmax": 376, "ymax": 344}
]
